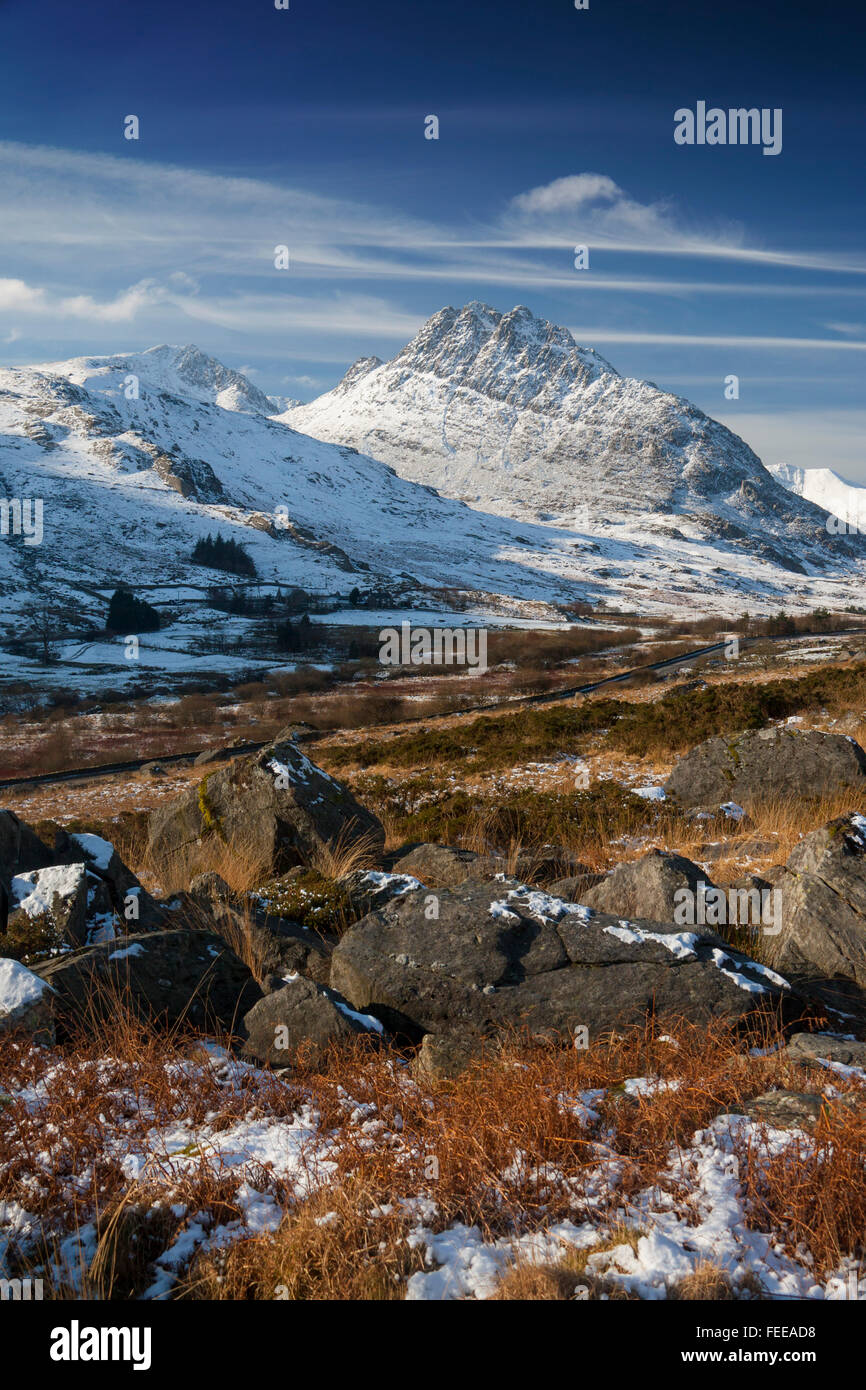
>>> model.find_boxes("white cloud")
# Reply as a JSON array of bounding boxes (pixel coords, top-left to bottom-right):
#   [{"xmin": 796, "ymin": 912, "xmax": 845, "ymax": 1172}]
[
  {"xmin": 504, "ymin": 171, "xmax": 750, "ymax": 259},
  {"xmin": 502, "ymin": 173, "xmax": 866, "ymax": 274},
  {"xmin": 566, "ymin": 326, "xmax": 866, "ymax": 352},
  {"xmin": 511, "ymin": 173, "xmax": 628, "ymax": 216},
  {"xmin": 719, "ymin": 410, "xmax": 866, "ymax": 485},
  {"xmin": 0, "ymin": 276, "xmax": 167, "ymax": 323},
  {"xmin": 0, "ymin": 279, "xmax": 47, "ymax": 313}
]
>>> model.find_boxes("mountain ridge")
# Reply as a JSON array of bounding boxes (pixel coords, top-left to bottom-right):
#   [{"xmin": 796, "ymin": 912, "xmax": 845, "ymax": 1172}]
[
  {"xmin": 285, "ymin": 301, "xmax": 861, "ymax": 574},
  {"xmin": 1, "ymin": 332, "xmax": 864, "ymax": 697}
]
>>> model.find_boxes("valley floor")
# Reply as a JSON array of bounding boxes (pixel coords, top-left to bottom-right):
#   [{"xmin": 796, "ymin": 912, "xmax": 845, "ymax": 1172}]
[{"xmin": 3, "ymin": 628, "xmax": 866, "ymax": 1301}]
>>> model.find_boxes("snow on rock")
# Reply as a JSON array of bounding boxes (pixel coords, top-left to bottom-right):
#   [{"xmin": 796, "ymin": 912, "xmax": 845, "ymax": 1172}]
[
  {"xmin": 0, "ymin": 957, "xmax": 50, "ymax": 1012},
  {"xmin": 0, "ymin": 957, "xmax": 54, "ymax": 1043},
  {"xmin": 361, "ymin": 871, "xmax": 424, "ymax": 896},
  {"xmin": 70, "ymin": 832, "xmax": 115, "ymax": 871},
  {"xmin": 287, "ymin": 301, "xmax": 864, "ymax": 580},
  {"xmin": 10, "ymin": 863, "xmax": 87, "ymax": 918}
]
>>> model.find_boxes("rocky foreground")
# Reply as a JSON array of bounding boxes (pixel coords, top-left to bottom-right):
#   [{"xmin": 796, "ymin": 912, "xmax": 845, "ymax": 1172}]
[{"xmin": 2, "ymin": 724, "xmax": 866, "ymax": 1299}]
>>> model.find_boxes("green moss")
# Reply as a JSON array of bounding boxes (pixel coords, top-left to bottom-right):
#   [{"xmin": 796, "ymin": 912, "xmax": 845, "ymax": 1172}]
[
  {"xmin": 255, "ymin": 870, "xmax": 357, "ymax": 932},
  {"xmin": 0, "ymin": 910, "xmax": 64, "ymax": 964},
  {"xmin": 197, "ymin": 775, "xmax": 225, "ymax": 841},
  {"xmin": 349, "ymin": 776, "xmax": 684, "ymax": 848}
]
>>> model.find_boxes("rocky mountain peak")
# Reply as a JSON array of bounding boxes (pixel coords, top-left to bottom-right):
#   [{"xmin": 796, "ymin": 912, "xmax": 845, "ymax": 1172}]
[
  {"xmin": 286, "ymin": 300, "xmax": 866, "ymax": 572},
  {"xmin": 392, "ymin": 301, "xmax": 616, "ymax": 400}
]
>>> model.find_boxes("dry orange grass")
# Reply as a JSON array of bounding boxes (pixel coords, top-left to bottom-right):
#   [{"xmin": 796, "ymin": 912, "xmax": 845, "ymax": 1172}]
[
  {"xmin": 308, "ymin": 823, "xmax": 383, "ymax": 880},
  {"xmin": 2, "ymin": 1014, "xmax": 865, "ymax": 1300},
  {"xmin": 180, "ymin": 1178, "xmax": 424, "ymax": 1300},
  {"xmin": 142, "ymin": 828, "xmax": 273, "ymax": 898}
]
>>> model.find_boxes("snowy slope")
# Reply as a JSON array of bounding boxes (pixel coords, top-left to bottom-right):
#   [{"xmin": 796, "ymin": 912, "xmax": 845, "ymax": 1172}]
[
  {"xmin": 1, "ymin": 338, "xmax": 864, "ymax": 694},
  {"xmin": 286, "ymin": 302, "xmax": 861, "ymax": 575},
  {"xmin": 769, "ymin": 463, "xmax": 866, "ymax": 535},
  {"xmin": 0, "ymin": 344, "xmax": 606, "ymax": 624}
]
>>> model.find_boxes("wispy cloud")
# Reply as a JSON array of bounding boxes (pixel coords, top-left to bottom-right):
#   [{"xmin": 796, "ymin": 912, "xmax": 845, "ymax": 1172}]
[
  {"xmin": 2, "ymin": 139, "xmax": 866, "ymax": 403},
  {"xmin": 566, "ymin": 327, "xmax": 866, "ymax": 352},
  {"xmin": 1, "ymin": 141, "xmax": 865, "ymax": 342},
  {"xmin": 505, "ymin": 172, "xmax": 741, "ymax": 255}
]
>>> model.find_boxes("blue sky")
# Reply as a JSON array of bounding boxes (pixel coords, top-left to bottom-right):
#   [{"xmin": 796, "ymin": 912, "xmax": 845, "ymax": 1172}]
[{"xmin": 1, "ymin": 0, "xmax": 864, "ymax": 477}]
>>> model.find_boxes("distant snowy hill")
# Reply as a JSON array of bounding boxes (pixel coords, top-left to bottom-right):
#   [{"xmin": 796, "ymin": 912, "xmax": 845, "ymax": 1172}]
[
  {"xmin": 285, "ymin": 302, "xmax": 861, "ymax": 575},
  {"xmin": 0, "ymin": 345, "xmax": 600, "ymax": 626},
  {"xmin": 769, "ymin": 463, "xmax": 866, "ymax": 535},
  {"xmin": 1, "ymin": 336, "xmax": 864, "ymax": 696}
]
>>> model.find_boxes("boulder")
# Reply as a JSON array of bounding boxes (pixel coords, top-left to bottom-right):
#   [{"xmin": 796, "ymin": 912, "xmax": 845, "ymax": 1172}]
[
  {"xmin": 146, "ymin": 735, "xmax": 384, "ymax": 876},
  {"xmin": 786, "ymin": 1032, "xmax": 866, "ymax": 1067},
  {"xmin": 0, "ymin": 957, "xmax": 55, "ymax": 1044},
  {"xmin": 5, "ymin": 830, "xmax": 164, "ymax": 951},
  {"xmin": 34, "ymin": 929, "xmax": 262, "ymax": 1037},
  {"xmin": 390, "ymin": 843, "xmax": 482, "ymax": 890},
  {"xmin": 8, "ymin": 862, "xmax": 90, "ymax": 948},
  {"xmin": 666, "ymin": 728, "xmax": 866, "ymax": 808},
  {"xmin": 53, "ymin": 829, "xmax": 164, "ymax": 931},
  {"xmin": 388, "ymin": 844, "xmax": 591, "ymax": 891},
  {"xmin": 0, "ymin": 810, "xmax": 55, "ymax": 928},
  {"xmin": 770, "ymin": 813, "xmax": 866, "ymax": 1012},
  {"xmin": 411, "ymin": 1030, "xmax": 488, "ymax": 1082},
  {"xmin": 580, "ymin": 850, "xmax": 713, "ymax": 922},
  {"xmin": 241, "ymin": 976, "xmax": 383, "ymax": 1068},
  {"xmin": 330, "ymin": 879, "xmax": 803, "ymax": 1044},
  {"xmin": 745, "ymin": 1090, "xmax": 828, "ymax": 1129},
  {"xmin": 0, "ymin": 810, "xmax": 54, "ymax": 876}
]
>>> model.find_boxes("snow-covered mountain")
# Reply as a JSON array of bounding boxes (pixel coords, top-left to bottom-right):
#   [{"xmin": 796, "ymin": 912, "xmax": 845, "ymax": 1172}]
[
  {"xmin": 1, "ymin": 336, "xmax": 864, "ymax": 695},
  {"xmin": 0, "ymin": 345, "xmax": 597, "ymax": 624},
  {"xmin": 769, "ymin": 463, "xmax": 866, "ymax": 535},
  {"xmin": 285, "ymin": 302, "xmax": 861, "ymax": 575}
]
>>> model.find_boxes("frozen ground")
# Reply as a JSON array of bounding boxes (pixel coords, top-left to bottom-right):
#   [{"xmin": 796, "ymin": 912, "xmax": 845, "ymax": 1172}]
[{"xmin": 2, "ymin": 1037, "xmax": 863, "ymax": 1302}]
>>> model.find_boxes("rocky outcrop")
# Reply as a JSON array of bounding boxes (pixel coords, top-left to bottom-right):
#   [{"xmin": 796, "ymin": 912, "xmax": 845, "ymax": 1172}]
[
  {"xmin": 770, "ymin": 813, "xmax": 866, "ymax": 1012},
  {"xmin": 786, "ymin": 1032, "xmax": 866, "ymax": 1067},
  {"xmin": 8, "ymin": 862, "xmax": 90, "ymax": 948},
  {"xmin": 330, "ymin": 879, "xmax": 802, "ymax": 1044},
  {"xmin": 146, "ymin": 734, "xmax": 384, "ymax": 876},
  {"xmin": 34, "ymin": 930, "xmax": 261, "ymax": 1037},
  {"xmin": 666, "ymin": 728, "xmax": 866, "ymax": 808},
  {"xmin": 0, "ymin": 811, "xmax": 54, "ymax": 928},
  {"xmin": 241, "ymin": 976, "xmax": 383, "ymax": 1068},
  {"xmin": 580, "ymin": 850, "xmax": 713, "ymax": 922},
  {"xmin": 744, "ymin": 1090, "xmax": 829, "ymax": 1130},
  {"xmin": 390, "ymin": 844, "xmax": 484, "ymax": 890},
  {"xmin": 1, "ymin": 814, "xmax": 163, "ymax": 947}
]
